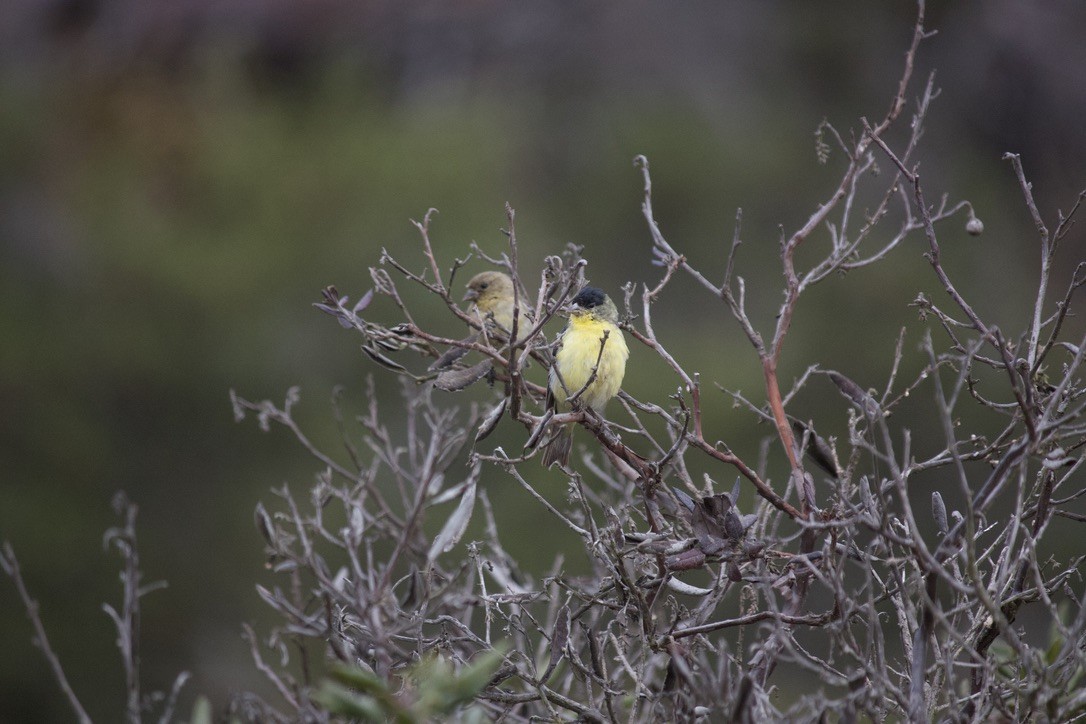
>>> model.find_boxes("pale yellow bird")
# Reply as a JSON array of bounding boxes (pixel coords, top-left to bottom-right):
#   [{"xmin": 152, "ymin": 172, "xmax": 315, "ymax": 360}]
[
  {"xmin": 542, "ymin": 287, "xmax": 628, "ymax": 468},
  {"xmin": 462, "ymin": 271, "xmax": 532, "ymax": 344}
]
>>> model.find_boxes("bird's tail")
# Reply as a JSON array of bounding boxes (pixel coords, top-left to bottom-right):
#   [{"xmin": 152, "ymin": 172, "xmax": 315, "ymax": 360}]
[{"xmin": 542, "ymin": 425, "xmax": 573, "ymax": 468}]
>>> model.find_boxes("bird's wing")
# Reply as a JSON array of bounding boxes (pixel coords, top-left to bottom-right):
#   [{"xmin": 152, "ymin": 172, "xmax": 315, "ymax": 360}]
[{"xmin": 545, "ymin": 330, "xmax": 566, "ymax": 413}]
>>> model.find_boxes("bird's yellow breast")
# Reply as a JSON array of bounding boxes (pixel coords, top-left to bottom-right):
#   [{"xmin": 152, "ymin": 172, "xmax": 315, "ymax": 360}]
[{"xmin": 550, "ymin": 313, "xmax": 629, "ymax": 412}]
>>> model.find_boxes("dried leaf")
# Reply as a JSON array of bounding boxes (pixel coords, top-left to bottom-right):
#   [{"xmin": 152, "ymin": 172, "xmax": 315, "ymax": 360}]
[
  {"xmin": 790, "ymin": 417, "xmax": 841, "ymax": 478},
  {"xmin": 653, "ymin": 487, "xmax": 685, "ymax": 519},
  {"xmin": 352, "ymin": 288, "xmax": 374, "ymax": 314},
  {"xmin": 426, "ymin": 467, "xmax": 479, "ymax": 565},
  {"xmin": 362, "ymin": 345, "xmax": 408, "ymax": 372},
  {"xmin": 523, "ymin": 410, "xmax": 553, "ymax": 451},
  {"xmin": 702, "ymin": 493, "xmax": 733, "ymax": 516},
  {"xmin": 433, "ymin": 476, "xmax": 477, "ymax": 506},
  {"xmin": 374, "ymin": 336, "xmax": 403, "ymax": 352},
  {"xmin": 742, "ymin": 540, "xmax": 765, "ymax": 557},
  {"xmin": 434, "ymin": 359, "xmax": 493, "ymax": 391},
  {"xmin": 739, "ymin": 514, "xmax": 758, "ymax": 532},
  {"xmin": 313, "ymin": 302, "xmax": 342, "ymax": 318},
  {"xmin": 319, "ymin": 285, "xmax": 341, "ymax": 304},
  {"xmin": 670, "ymin": 487, "xmax": 696, "ymax": 514},
  {"xmin": 582, "ymin": 622, "xmax": 604, "ymax": 678},
  {"xmin": 663, "ymin": 658, "xmax": 677, "ymax": 692},
  {"xmin": 666, "ymin": 644, "xmax": 695, "ymax": 692},
  {"xmin": 724, "ymin": 509, "xmax": 745, "ymax": 540},
  {"xmin": 429, "ymin": 339, "xmax": 474, "ymax": 371},
  {"xmin": 540, "ymin": 604, "xmax": 570, "ymax": 683},
  {"xmin": 665, "ymin": 548, "xmax": 706, "ymax": 571},
  {"xmin": 826, "ymin": 370, "xmax": 881, "ymax": 417},
  {"xmin": 799, "ymin": 471, "xmax": 817, "ymax": 509},
  {"xmin": 400, "ymin": 565, "xmax": 424, "ymax": 609},
  {"xmin": 690, "ymin": 494, "xmax": 734, "ymax": 556},
  {"xmin": 475, "ymin": 397, "xmax": 508, "ymax": 443},
  {"xmin": 314, "ymin": 286, "xmax": 354, "ymax": 328},
  {"xmin": 255, "ymin": 584, "xmax": 281, "ymax": 610},
  {"xmin": 254, "ymin": 502, "xmax": 275, "ymax": 547},
  {"xmin": 932, "ymin": 491, "xmax": 948, "ymax": 534}
]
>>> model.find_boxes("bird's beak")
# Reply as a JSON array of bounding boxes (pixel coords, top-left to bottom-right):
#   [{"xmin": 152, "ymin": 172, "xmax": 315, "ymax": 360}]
[{"xmin": 462, "ymin": 288, "xmax": 479, "ymax": 303}]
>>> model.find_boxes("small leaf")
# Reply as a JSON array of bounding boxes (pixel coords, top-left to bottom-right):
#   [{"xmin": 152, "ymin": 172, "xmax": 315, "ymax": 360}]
[
  {"xmin": 523, "ymin": 410, "xmax": 553, "ymax": 451},
  {"xmin": 582, "ymin": 622, "xmax": 604, "ymax": 678},
  {"xmin": 374, "ymin": 337, "xmax": 403, "ymax": 351},
  {"xmin": 426, "ymin": 467, "xmax": 479, "ymax": 564},
  {"xmin": 430, "ymin": 342, "xmax": 473, "ymax": 371},
  {"xmin": 690, "ymin": 494, "xmax": 733, "ymax": 556},
  {"xmin": 665, "ymin": 548, "xmax": 706, "ymax": 571},
  {"xmin": 670, "ymin": 486, "xmax": 696, "ymax": 513},
  {"xmin": 313, "ymin": 301, "xmax": 344, "ymax": 318},
  {"xmin": 663, "ymin": 658, "xmax": 677, "ymax": 692},
  {"xmin": 353, "ymin": 288, "xmax": 375, "ymax": 314},
  {"xmin": 475, "ymin": 398, "xmax": 507, "ymax": 443},
  {"xmin": 362, "ymin": 345, "xmax": 408, "ymax": 373},
  {"xmin": 254, "ymin": 503, "xmax": 275, "ymax": 546},
  {"xmin": 319, "ymin": 285, "xmax": 340, "ymax": 303},
  {"xmin": 434, "ymin": 360, "xmax": 493, "ymax": 391},
  {"xmin": 724, "ymin": 509, "xmax": 745, "ymax": 540},
  {"xmin": 400, "ymin": 565, "xmax": 424, "ymax": 609},
  {"xmin": 826, "ymin": 370, "xmax": 881, "ymax": 418},
  {"xmin": 426, "ymin": 473, "xmax": 447, "ymax": 499},
  {"xmin": 255, "ymin": 584, "xmax": 280, "ymax": 609},
  {"xmin": 790, "ymin": 417, "xmax": 840, "ymax": 479},
  {"xmin": 702, "ymin": 493, "xmax": 733, "ymax": 516},
  {"xmin": 799, "ymin": 471, "xmax": 816, "ymax": 509},
  {"xmin": 932, "ymin": 491, "xmax": 948, "ymax": 534},
  {"xmin": 540, "ymin": 604, "xmax": 570, "ymax": 683},
  {"xmin": 665, "ymin": 643, "xmax": 696, "ymax": 691}
]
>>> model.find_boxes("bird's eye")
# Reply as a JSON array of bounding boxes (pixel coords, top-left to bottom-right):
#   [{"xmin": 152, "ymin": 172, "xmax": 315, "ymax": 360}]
[{"xmin": 479, "ymin": 282, "xmax": 488, "ymax": 289}]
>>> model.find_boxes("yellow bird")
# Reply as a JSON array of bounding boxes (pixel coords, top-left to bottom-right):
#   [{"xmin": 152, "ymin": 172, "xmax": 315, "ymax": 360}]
[
  {"xmin": 542, "ymin": 287, "xmax": 629, "ymax": 468},
  {"xmin": 462, "ymin": 271, "xmax": 532, "ymax": 343}
]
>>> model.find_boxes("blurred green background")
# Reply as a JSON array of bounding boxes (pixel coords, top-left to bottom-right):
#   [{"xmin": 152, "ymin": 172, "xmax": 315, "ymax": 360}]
[{"xmin": 2, "ymin": 1, "xmax": 1085, "ymax": 720}]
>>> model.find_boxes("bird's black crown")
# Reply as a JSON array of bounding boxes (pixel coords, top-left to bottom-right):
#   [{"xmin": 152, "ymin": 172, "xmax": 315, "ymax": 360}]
[{"xmin": 572, "ymin": 287, "xmax": 606, "ymax": 309}]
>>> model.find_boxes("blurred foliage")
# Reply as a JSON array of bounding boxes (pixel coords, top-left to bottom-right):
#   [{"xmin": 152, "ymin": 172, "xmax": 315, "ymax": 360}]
[
  {"xmin": 1, "ymin": 2, "xmax": 1084, "ymax": 720},
  {"xmin": 315, "ymin": 648, "xmax": 506, "ymax": 723}
]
